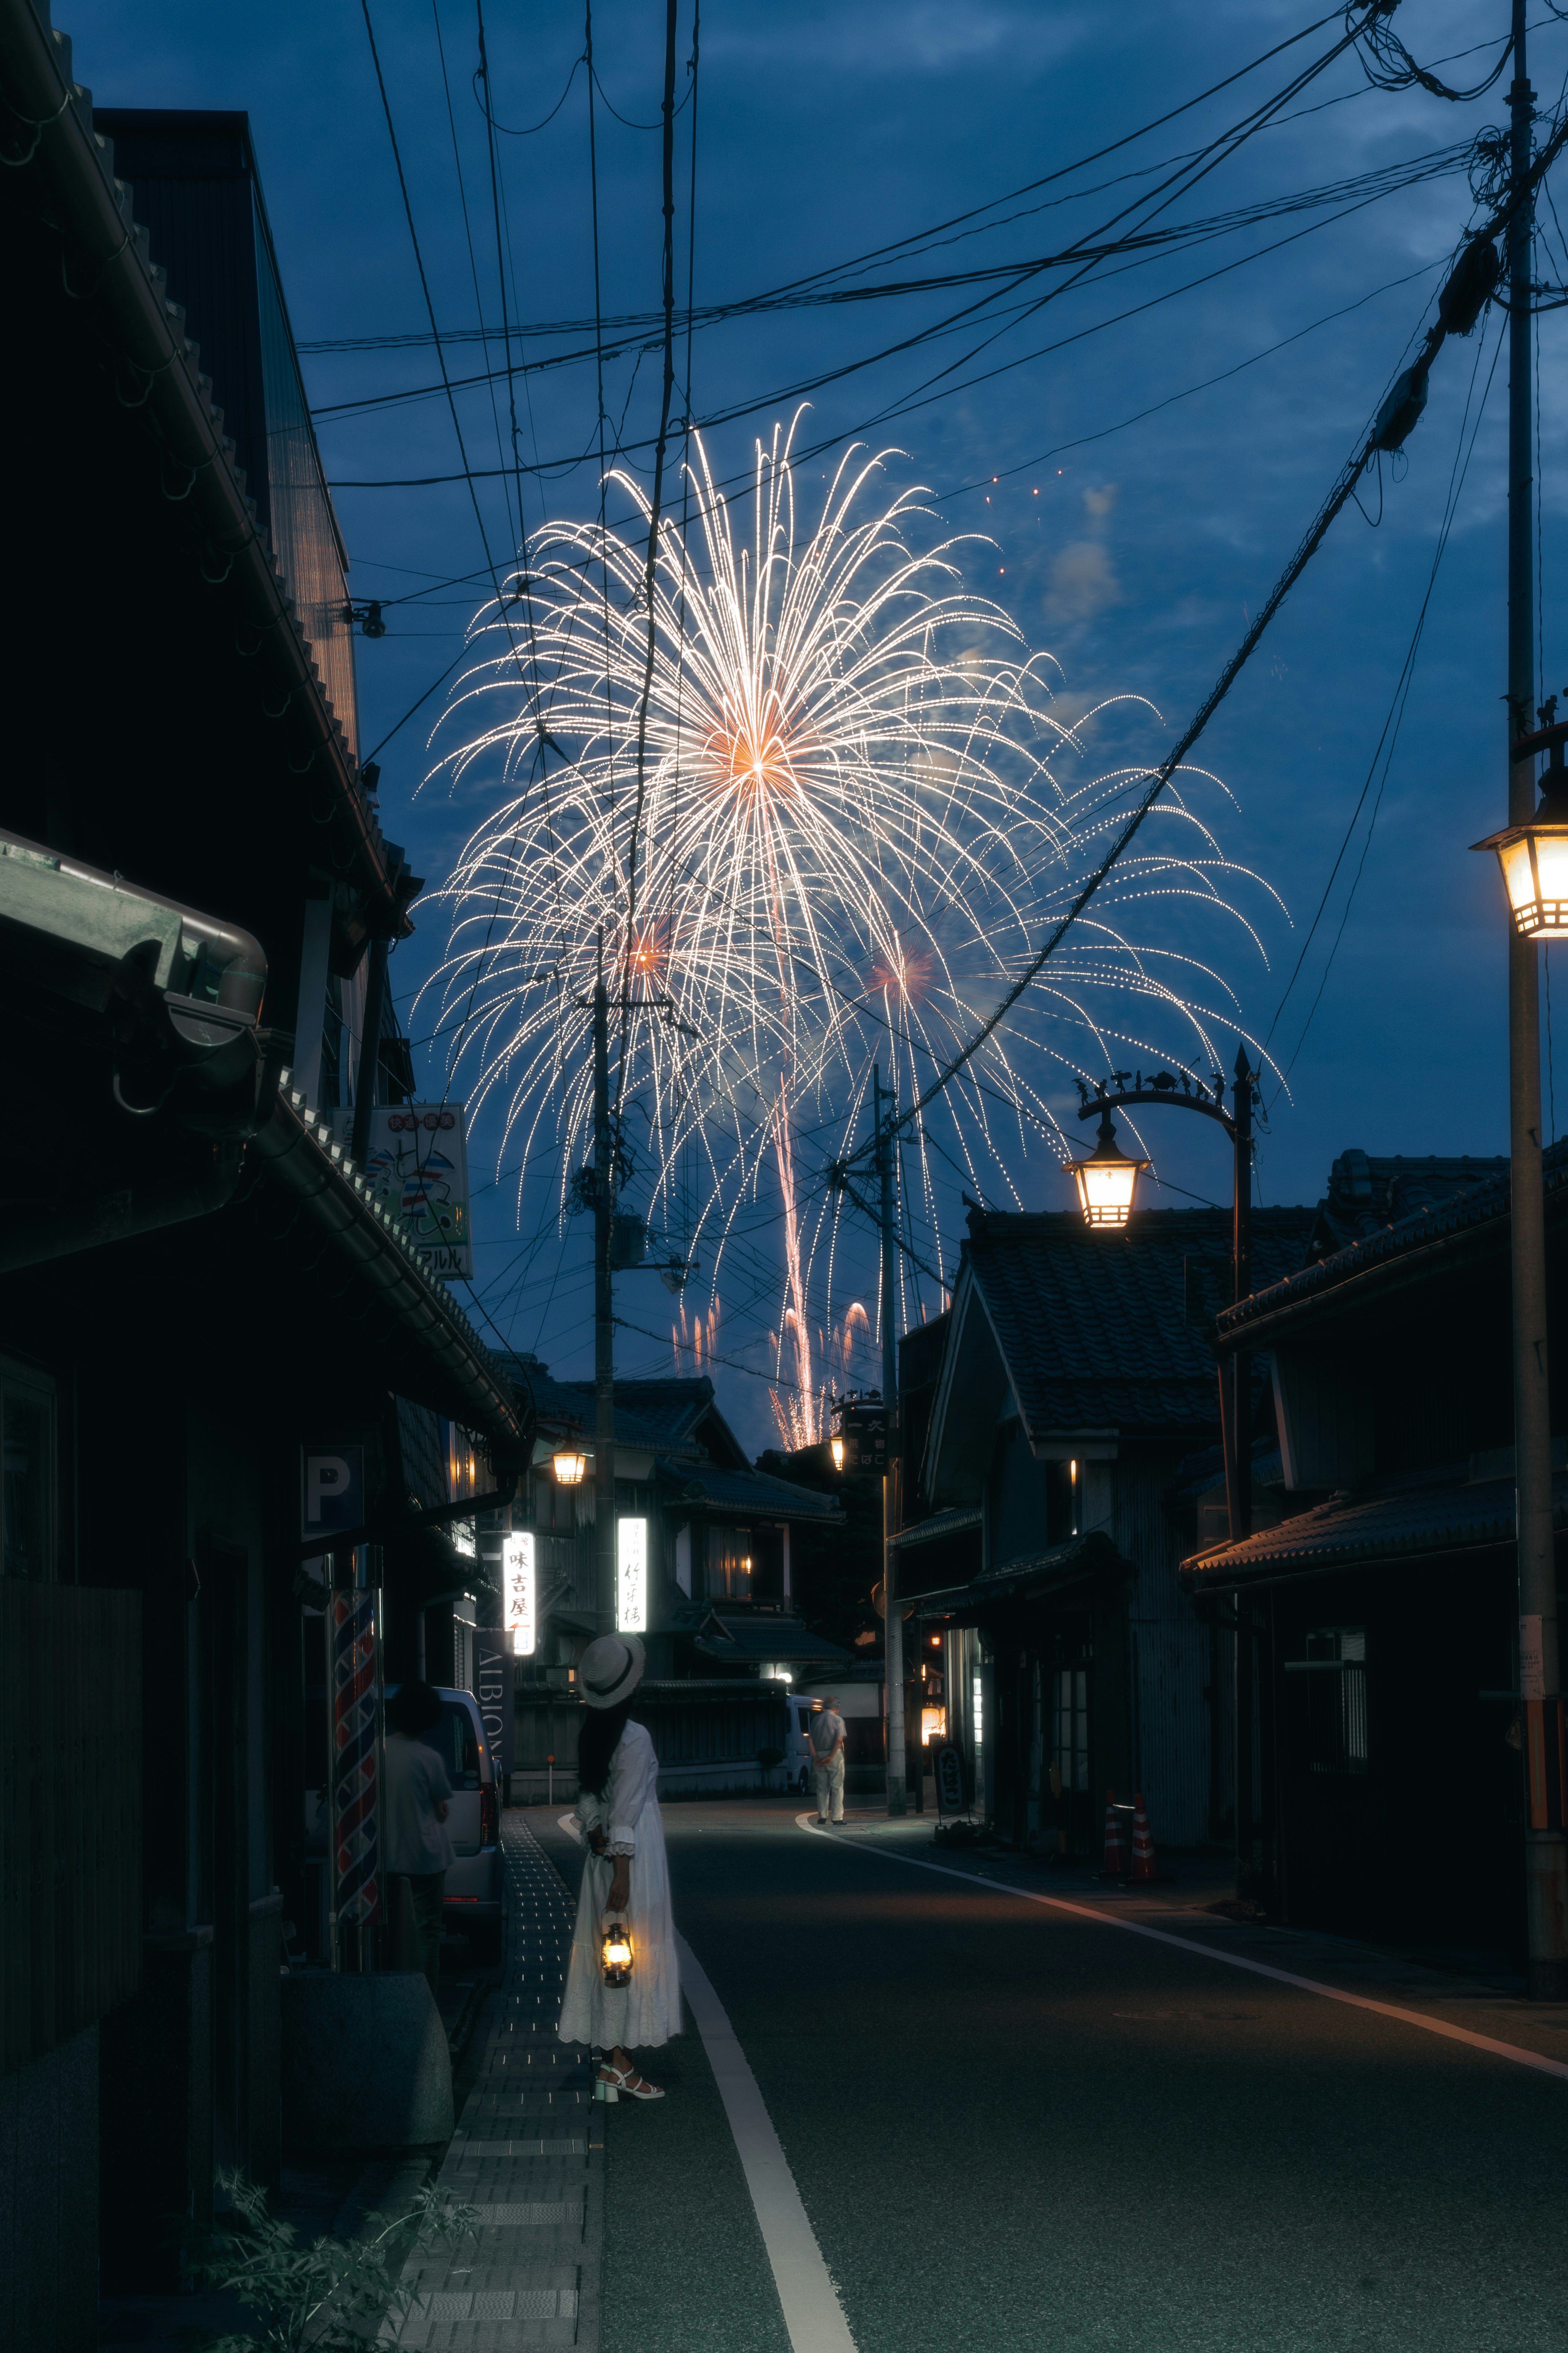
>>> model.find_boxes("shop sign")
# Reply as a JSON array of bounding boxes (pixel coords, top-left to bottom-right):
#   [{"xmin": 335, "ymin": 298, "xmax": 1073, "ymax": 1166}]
[
  {"xmin": 301, "ymin": 1444, "xmax": 364, "ymax": 1535},
  {"xmin": 331, "ymin": 1102, "xmax": 472, "ymax": 1278},
  {"xmin": 933, "ymin": 1742, "xmax": 966, "ymax": 1816},
  {"xmin": 617, "ymin": 1517, "xmax": 648, "ymax": 1633},
  {"xmin": 505, "ymin": 1531, "xmax": 537, "ymax": 1657}
]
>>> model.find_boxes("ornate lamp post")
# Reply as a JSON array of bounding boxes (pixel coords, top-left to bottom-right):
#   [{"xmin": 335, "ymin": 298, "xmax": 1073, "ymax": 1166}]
[{"xmin": 1071, "ymin": 1046, "xmax": 1257, "ymax": 1537}]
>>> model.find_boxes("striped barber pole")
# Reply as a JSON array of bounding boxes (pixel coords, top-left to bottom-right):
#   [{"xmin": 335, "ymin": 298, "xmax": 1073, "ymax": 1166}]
[{"xmin": 330, "ymin": 1588, "xmax": 381, "ymax": 1935}]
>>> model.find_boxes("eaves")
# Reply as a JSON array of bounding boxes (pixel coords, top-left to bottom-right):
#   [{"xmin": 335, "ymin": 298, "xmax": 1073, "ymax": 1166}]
[{"xmin": 0, "ymin": 0, "xmax": 415, "ymax": 941}]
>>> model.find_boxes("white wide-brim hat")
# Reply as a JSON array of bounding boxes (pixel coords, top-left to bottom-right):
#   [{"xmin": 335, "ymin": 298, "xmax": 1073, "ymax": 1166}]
[{"xmin": 578, "ymin": 1633, "xmax": 645, "ymax": 1709}]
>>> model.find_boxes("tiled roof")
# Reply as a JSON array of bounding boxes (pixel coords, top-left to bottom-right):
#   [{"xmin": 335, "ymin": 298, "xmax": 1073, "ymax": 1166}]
[
  {"xmin": 1219, "ymin": 1137, "xmax": 1568, "ymax": 1345},
  {"xmin": 1182, "ymin": 1466, "xmax": 1567, "ymax": 1588},
  {"xmin": 1306, "ymin": 1150, "xmax": 1508, "ymax": 1261},
  {"xmin": 891, "ymin": 1505, "xmax": 982, "ymax": 1549},
  {"xmin": 657, "ymin": 1460, "xmax": 845, "ymax": 1520},
  {"xmin": 964, "ymin": 1205, "xmax": 1316, "ymax": 1439},
  {"xmin": 692, "ymin": 1613, "xmax": 854, "ymax": 1665},
  {"xmin": 916, "ymin": 1529, "xmax": 1134, "ymax": 1618},
  {"xmin": 493, "ymin": 1361, "xmax": 722, "ymax": 1453}
]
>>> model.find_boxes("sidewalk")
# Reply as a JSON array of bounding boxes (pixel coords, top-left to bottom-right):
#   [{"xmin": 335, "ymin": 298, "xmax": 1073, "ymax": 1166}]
[{"xmin": 381, "ymin": 1814, "xmax": 602, "ymax": 2351}]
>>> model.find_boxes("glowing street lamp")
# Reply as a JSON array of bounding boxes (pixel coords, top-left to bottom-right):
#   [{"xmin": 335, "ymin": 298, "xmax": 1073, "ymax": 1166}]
[
  {"xmin": 1065, "ymin": 1111, "xmax": 1148, "ymax": 1229},
  {"xmin": 829, "ymin": 1434, "xmax": 846, "ymax": 1471},
  {"xmin": 1473, "ymin": 756, "xmax": 1568, "ymax": 935},
  {"xmin": 552, "ymin": 1448, "xmax": 587, "ymax": 1486}
]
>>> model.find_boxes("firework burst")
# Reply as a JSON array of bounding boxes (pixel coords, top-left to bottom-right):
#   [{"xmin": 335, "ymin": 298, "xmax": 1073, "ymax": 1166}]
[{"xmin": 424, "ymin": 415, "xmax": 1281, "ymax": 1433}]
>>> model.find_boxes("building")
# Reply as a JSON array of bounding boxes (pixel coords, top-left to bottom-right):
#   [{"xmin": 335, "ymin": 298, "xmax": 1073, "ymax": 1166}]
[
  {"xmin": 498, "ymin": 1363, "xmax": 852, "ymax": 1795},
  {"xmin": 904, "ymin": 1200, "xmax": 1316, "ymax": 1852},
  {"xmin": 0, "ymin": 31, "xmax": 526, "ymax": 2346},
  {"xmin": 1185, "ymin": 1148, "xmax": 1545, "ymax": 1952}
]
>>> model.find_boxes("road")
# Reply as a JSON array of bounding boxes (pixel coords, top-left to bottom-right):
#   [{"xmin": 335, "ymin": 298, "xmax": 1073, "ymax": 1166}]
[{"xmin": 532, "ymin": 1799, "xmax": 1568, "ymax": 2353}]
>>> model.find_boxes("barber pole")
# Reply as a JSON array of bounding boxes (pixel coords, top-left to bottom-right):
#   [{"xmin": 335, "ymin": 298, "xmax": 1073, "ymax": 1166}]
[{"xmin": 329, "ymin": 1587, "xmax": 381, "ymax": 1962}]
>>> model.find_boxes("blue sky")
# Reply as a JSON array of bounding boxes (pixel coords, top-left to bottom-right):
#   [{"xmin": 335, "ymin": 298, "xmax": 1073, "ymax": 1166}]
[{"xmin": 66, "ymin": 0, "xmax": 1568, "ymax": 1447}]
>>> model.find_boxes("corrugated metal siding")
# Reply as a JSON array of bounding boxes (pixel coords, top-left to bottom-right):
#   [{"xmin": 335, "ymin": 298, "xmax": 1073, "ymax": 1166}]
[{"xmin": 1112, "ymin": 1465, "xmax": 1212, "ymax": 1847}]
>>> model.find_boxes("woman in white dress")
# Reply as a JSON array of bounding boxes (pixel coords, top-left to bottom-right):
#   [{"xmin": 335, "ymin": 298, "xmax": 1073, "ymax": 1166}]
[{"xmin": 557, "ymin": 1633, "xmax": 681, "ymax": 2102}]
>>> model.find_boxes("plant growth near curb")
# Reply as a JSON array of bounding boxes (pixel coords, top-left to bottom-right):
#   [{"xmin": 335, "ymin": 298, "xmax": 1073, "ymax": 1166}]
[{"xmin": 183, "ymin": 2167, "xmax": 478, "ymax": 2352}]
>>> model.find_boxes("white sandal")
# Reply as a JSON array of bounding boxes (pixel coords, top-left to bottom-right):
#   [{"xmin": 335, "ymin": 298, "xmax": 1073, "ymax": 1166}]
[{"xmin": 595, "ymin": 2060, "xmax": 664, "ymax": 2104}]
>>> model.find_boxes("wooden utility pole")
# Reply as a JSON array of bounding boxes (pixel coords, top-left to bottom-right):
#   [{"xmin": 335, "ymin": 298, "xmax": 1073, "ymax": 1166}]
[
  {"xmin": 1505, "ymin": 0, "xmax": 1568, "ymax": 1999},
  {"xmin": 875, "ymin": 1066, "xmax": 907, "ymax": 1816}
]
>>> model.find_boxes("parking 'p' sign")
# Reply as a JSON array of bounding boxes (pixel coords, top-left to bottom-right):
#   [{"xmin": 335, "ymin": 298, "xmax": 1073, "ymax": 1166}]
[{"xmin": 301, "ymin": 1445, "xmax": 364, "ymax": 1534}]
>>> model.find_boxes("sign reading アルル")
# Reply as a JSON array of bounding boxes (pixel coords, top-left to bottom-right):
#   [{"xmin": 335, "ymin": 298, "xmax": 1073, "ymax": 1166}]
[{"xmin": 331, "ymin": 1103, "xmax": 472, "ymax": 1278}]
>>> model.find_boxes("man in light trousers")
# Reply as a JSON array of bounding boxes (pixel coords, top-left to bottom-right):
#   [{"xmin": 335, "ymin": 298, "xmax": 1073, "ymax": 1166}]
[{"xmin": 809, "ymin": 1697, "xmax": 846, "ymax": 1824}]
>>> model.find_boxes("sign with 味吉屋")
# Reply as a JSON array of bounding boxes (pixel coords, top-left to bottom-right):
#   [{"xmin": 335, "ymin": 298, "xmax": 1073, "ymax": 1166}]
[{"xmin": 331, "ymin": 1102, "xmax": 472, "ymax": 1278}]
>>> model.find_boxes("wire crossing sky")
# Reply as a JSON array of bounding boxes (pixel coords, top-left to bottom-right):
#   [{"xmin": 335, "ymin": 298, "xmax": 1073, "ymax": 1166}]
[{"xmin": 68, "ymin": 0, "xmax": 1568, "ymax": 1441}]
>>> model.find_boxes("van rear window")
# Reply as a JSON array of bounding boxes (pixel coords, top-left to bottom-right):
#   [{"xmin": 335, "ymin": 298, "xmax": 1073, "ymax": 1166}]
[{"xmin": 425, "ymin": 1702, "xmax": 483, "ymax": 1790}]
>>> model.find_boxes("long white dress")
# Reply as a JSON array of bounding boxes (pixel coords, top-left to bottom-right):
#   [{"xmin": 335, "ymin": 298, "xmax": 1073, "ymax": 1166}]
[{"xmin": 557, "ymin": 1718, "xmax": 681, "ymax": 2052}]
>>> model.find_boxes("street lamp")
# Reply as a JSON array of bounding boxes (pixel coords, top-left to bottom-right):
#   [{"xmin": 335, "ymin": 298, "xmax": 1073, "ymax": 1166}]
[
  {"xmin": 1065, "ymin": 1110, "xmax": 1148, "ymax": 1228},
  {"xmin": 829, "ymin": 1434, "xmax": 846, "ymax": 1471},
  {"xmin": 552, "ymin": 1448, "xmax": 586, "ymax": 1486},
  {"xmin": 1474, "ymin": 739, "xmax": 1568, "ymax": 935}
]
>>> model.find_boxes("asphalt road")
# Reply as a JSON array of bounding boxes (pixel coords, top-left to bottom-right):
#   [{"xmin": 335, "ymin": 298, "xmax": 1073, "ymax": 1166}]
[{"xmin": 534, "ymin": 1800, "xmax": 1568, "ymax": 2353}]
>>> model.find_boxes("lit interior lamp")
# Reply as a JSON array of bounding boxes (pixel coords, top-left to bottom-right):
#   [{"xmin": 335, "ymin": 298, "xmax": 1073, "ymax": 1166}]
[
  {"xmin": 1474, "ymin": 750, "xmax": 1568, "ymax": 935},
  {"xmin": 601, "ymin": 1920, "xmax": 634, "ymax": 1985},
  {"xmin": 829, "ymin": 1434, "xmax": 846, "ymax": 1471},
  {"xmin": 552, "ymin": 1449, "xmax": 587, "ymax": 1486},
  {"xmin": 1066, "ymin": 1111, "xmax": 1148, "ymax": 1229}
]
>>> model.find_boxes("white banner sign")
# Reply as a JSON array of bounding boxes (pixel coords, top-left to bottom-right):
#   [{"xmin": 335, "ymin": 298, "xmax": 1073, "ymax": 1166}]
[
  {"xmin": 504, "ymin": 1531, "xmax": 537, "ymax": 1658},
  {"xmin": 617, "ymin": 1517, "xmax": 648, "ymax": 1634},
  {"xmin": 330, "ymin": 1102, "xmax": 472, "ymax": 1278}
]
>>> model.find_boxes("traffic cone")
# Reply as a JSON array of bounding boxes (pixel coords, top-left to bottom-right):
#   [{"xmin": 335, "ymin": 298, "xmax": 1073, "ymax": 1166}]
[
  {"xmin": 1100, "ymin": 1790, "xmax": 1127, "ymax": 1878},
  {"xmin": 1128, "ymin": 1791, "xmax": 1158, "ymax": 1883}
]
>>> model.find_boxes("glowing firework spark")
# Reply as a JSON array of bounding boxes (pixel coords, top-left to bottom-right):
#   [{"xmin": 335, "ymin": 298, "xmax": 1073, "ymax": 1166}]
[{"xmin": 425, "ymin": 415, "xmax": 1281, "ymax": 1434}]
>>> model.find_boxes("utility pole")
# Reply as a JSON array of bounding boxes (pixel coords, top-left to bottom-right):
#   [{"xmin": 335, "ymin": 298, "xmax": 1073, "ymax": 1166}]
[
  {"xmin": 594, "ymin": 930, "xmax": 617, "ymax": 1637},
  {"xmin": 875, "ymin": 1066, "xmax": 907, "ymax": 1817},
  {"xmin": 1506, "ymin": 0, "xmax": 1568, "ymax": 1999}
]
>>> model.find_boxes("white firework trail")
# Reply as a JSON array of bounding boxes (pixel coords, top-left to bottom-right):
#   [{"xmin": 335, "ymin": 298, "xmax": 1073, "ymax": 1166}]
[{"xmin": 423, "ymin": 414, "xmax": 1283, "ymax": 1437}]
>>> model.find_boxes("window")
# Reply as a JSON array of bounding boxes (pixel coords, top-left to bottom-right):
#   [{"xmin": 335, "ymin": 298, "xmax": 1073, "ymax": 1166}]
[
  {"xmin": 1053, "ymin": 1667, "xmax": 1090, "ymax": 1793},
  {"xmin": 1046, "ymin": 1458, "xmax": 1082, "ymax": 1543},
  {"xmin": 708, "ymin": 1522, "xmax": 782, "ymax": 1601},
  {"xmin": 427, "ymin": 1701, "xmax": 483, "ymax": 1790},
  {"xmin": 1, "ymin": 1358, "xmax": 55, "ymax": 1580},
  {"xmin": 1286, "ymin": 1627, "xmax": 1368, "ymax": 1775}
]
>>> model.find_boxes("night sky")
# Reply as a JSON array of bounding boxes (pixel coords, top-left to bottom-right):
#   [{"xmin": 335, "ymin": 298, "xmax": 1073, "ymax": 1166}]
[{"xmin": 62, "ymin": 0, "xmax": 1568, "ymax": 1447}]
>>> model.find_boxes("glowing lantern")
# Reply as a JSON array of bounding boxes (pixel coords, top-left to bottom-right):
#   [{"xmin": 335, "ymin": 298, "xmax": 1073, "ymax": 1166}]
[
  {"xmin": 601, "ymin": 1921, "xmax": 634, "ymax": 1985},
  {"xmin": 829, "ymin": 1435, "xmax": 846, "ymax": 1471},
  {"xmin": 552, "ymin": 1449, "xmax": 587, "ymax": 1486},
  {"xmin": 1066, "ymin": 1112, "xmax": 1148, "ymax": 1229},
  {"xmin": 1474, "ymin": 763, "xmax": 1568, "ymax": 935}
]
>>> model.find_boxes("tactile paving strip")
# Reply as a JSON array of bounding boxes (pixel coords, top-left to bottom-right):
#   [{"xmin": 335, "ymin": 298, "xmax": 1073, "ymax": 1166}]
[{"xmin": 381, "ymin": 1817, "xmax": 600, "ymax": 2351}]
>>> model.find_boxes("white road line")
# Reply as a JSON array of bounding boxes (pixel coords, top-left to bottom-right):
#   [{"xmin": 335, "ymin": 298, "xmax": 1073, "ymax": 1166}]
[
  {"xmin": 795, "ymin": 1814, "xmax": 1568, "ymax": 2085},
  {"xmin": 676, "ymin": 1932, "xmax": 858, "ymax": 2353}
]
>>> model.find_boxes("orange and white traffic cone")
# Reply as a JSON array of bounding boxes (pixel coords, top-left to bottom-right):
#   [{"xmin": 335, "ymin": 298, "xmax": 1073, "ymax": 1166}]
[
  {"xmin": 1100, "ymin": 1790, "xmax": 1127, "ymax": 1878},
  {"xmin": 1127, "ymin": 1791, "xmax": 1158, "ymax": 1882}
]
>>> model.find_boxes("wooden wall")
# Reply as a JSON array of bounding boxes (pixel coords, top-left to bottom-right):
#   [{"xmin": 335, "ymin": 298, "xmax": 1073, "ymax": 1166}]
[{"xmin": 0, "ymin": 1583, "xmax": 141, "ymax": 2076}]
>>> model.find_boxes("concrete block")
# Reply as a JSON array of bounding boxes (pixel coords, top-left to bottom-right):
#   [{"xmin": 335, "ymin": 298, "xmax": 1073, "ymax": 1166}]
[{"xmin": 281, "ymin": 1972, "xmax": 452, "ymax": 2153}]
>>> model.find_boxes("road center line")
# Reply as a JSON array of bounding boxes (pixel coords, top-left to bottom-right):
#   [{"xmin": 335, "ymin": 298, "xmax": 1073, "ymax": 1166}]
[
  {"xmin": 676, "ymin": 1931, "xmax": 858, "ymax": 2353},
  {"xmin": 795, "ymin": 1815, "xmax": 1568, "ymax": 2084}
]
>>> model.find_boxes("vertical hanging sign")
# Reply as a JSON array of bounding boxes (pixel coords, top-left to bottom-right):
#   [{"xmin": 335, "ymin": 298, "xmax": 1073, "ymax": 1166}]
[
  {"xmin": 617, "ymin": 1517, "xmax": 648, "ymax": 1634},
  {"xmin": 329, "ymin": 1589, "xmax": 380, "ymax": 1948}
]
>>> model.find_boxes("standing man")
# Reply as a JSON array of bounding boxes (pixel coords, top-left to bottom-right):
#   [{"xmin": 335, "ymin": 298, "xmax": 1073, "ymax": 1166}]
[{"xmin": 809, "ymin": 1697, "xmax": 847, "ymax": 1825}]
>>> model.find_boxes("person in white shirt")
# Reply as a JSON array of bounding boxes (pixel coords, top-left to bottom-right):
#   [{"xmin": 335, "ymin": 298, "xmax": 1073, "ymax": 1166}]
[
  {"xmin": 809, "ymin": 1699, "xmax": 847, "ymax": 1823},
  {"xmin": 383, "ymin": 1679, "xmax": 456, "ymax": 2001},
  {"xmin": 558, "ymin": 1634, "xmax": 680, "ymax": 2103}
]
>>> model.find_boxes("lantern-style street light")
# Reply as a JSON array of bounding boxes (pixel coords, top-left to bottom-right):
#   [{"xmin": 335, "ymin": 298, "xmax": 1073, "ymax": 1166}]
[
  {"xmin": 1070, "ymin": 1048, "xmax": 1256, "ymax": 1543},
  {"xmin": 1065, "ymin": 1110, "xmax": 1149, "ymax": 1228},
  {"xmin": 552, "ymin": 1448, "xmax": 587, "ymax": 1486},
  {"xmin": 1474, "ymin": 729, "xmax": 1568, "ymax": 935}
]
